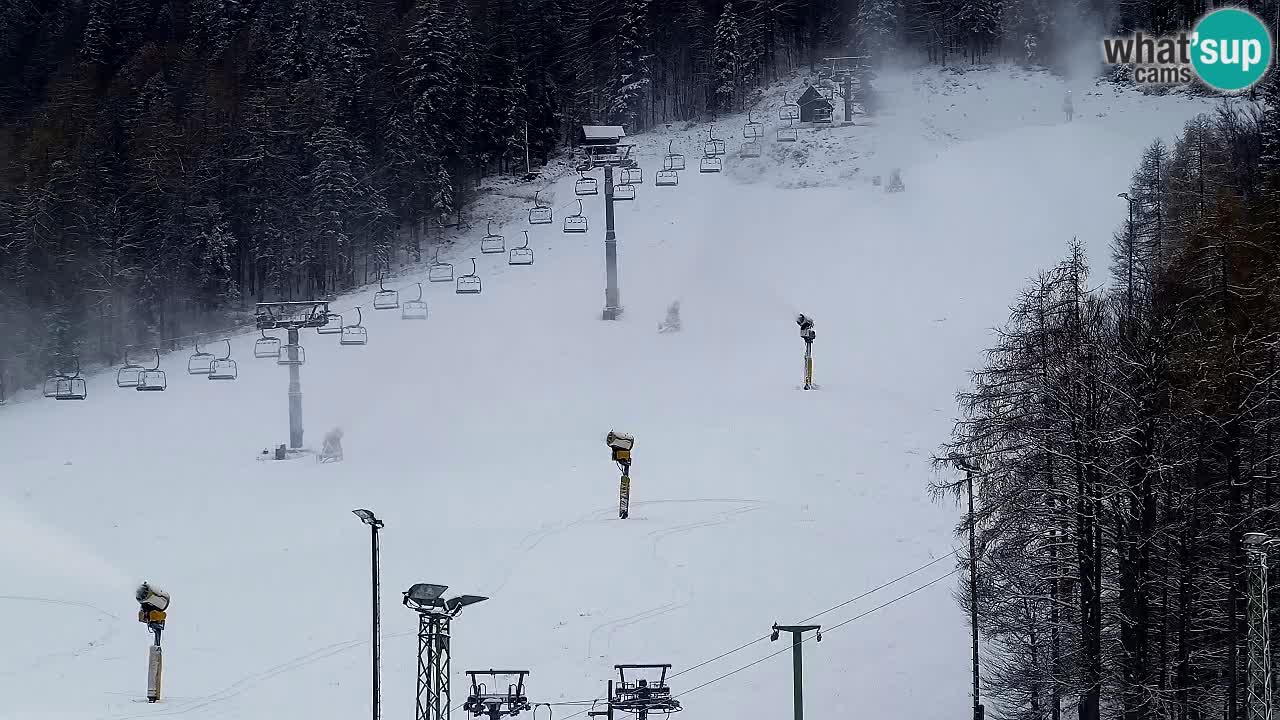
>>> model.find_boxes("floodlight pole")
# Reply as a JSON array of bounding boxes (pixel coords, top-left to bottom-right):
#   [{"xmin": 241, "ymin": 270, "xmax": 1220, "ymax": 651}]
[
  {"xmin": 1245, "ymin": 532, "xmax": 1277, "ymax": 720},
  {"xmin": 287, "ymin": 327, "xmax": 303, "ymax": 448},
  {"xmin": 771, "ymin": 624, "xmax": 820, "ymax": 720},
  {"xmin": 603, "ymin": 164, "xmax": 621, "ymax": 320}
]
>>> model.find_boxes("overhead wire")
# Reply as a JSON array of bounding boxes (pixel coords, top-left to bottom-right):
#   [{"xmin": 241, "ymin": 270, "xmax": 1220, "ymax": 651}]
[
  {"xmin": 667, "ymin": 548, "xmax": 958, "ymax": 681},
  {"xmin": 555, "ymin": 562, "xmax": 963, "ymax": 720}
]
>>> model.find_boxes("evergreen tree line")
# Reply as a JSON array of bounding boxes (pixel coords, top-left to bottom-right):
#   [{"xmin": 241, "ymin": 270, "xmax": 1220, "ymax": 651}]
[
  {"xmin": 934, "ymin": 75, "xmax": 1280, "ymax": 720},
  {"xmin": 0, "ymin": 0, "xmax": 1270, "ymax": 382}
]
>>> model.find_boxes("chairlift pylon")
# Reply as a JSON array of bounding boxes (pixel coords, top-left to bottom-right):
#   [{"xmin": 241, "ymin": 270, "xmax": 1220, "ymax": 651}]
[
  {"xmin": 340, "ymin": 306, "xmax": 368, "ymax": 346},
  {"xmin": 428, "ymin": 248, "xmax": 454, "ymax": 283},
  {"xmin": 402, "ymin": 283, "xmax": 428, "ymax": 319},
  {"xmin": 188, "ymin": 338, "xmax": 215, "ymax": 375},
  {"xmin": 456, "ymin": 258, "xmax": 482, "ymax": 294},
  {"xmin": 137, "ymin": 348, "xmax": 167, "ymax": 391},
  {"xmin": 481, "ymin": 219, "xmax": 506, "ymax": 254},
  {"xmin": 704, "ymin": 125, "xmax": 726, "ymax": 157},
  {"xmin": 664, "ymin": 140, "xmax": 685, "ymax": 171},
  {"xmin": 575, "ymin": 172, "xmax": 598, "ymax": 196},
  {"xmin": 207, "ymin": 339, "xmax": 238, "ymax": 381},
  {"xmin": 255, "ymin": 329, "xmax": 282, "ymax": 358},
  {"xmin": 563, "ymin": 199, "xmax": 588, "ymax": 233},
  {"xmin": 373, "ymin": 274, "xmax": 400, "ymax": 310},
  {"xmin": 744, "ymin": 109, "xmax": 764, "ymax": 139},
  {"xmin": 117, "ymin": 347, "xmax": 143, "ymax": 388},
  {"xmin": 509, "ymin": 231, "xmax": 534, "ymax": 266},
  {"xmin": 529, "ymin": 189, "xmax": 553, "ymax": 225}
]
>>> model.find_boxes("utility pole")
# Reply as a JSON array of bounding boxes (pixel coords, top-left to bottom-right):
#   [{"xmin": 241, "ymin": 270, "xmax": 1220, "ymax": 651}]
[
  {"xmin": 950, "ymin": 454, "xmax": 984, "ymax": 720},
  {"xmin": 770, "ymin": 623, "xmax": 821, "ymax": 720}
]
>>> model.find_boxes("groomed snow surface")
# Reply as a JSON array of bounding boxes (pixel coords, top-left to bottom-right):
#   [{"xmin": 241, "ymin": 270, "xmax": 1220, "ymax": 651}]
[{"xmin": 0, "ymin": 63, "xmax": 1211, "ymax": 720}]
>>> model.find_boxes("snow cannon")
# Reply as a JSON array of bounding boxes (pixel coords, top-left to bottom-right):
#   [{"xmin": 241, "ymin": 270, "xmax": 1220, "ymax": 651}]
[
  {"xmin": 136, "ymin": 582, "xmax": 169, "ymax": 703},
  {"xmin": 606, "ymin": 431, "xmax": 634, "ymax": 464},
  {"xmin": 796, "ymin": 314, "xmax": 816, "ymax": 342},
  {"xmin": 607, "ymin": 431, "xmax": 635, "ymax": 520}
]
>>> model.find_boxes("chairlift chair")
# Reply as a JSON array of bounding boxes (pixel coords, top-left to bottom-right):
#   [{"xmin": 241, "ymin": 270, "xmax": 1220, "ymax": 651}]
[
  {"xmin": 509, "ymin": 231, "xmax": 534, "ymax": 266},
  {"xmin": 278, "ymin": 343, "xmax": 308, "ymax": 364},
  {"xmin": 340, "ymin": 306, "xmax": 368, "ymax": 346},
  {"xmin": 255, "ymin": 329, "xmax": 282, "ymax": 358},
  {"xmin": 456, "ymin": 258, "xmax": 482, "ymax": 294},
  {"xmin": 614, "ymin": 179, "xmax": 636, "ymax": 201},
  {"xmin": 699, "ymin": 154, "xmax": 723, "ymax": 173},
  {"xmin": 575, "ymin": 173, "xmax": 598, "ymax": 196},
  {"xmin": 777, "ymin": 119, "xmax": 798, "ymax": 142},
  {"xmin": 207, "ymin": 339, "xmax": 238, "ymax": 381},
  {"xmin": 655, "ymin": 168, "xmax": 679, "ymax": 186},
  {"xmin": 402, "ymin": 283, "xmax": 428, "ymax": 319},
  {"xmin": 117, "ymin": 347, "xmax": 144, "ymax": 388},
  {"xmin": 44, "ymin": 358, "xmax": 86, "ymax": 400},
  {"xmin": 780, "ymin": 92, "xmax": 801, "ymax": 121},
  {"xmin": 529, "ymin": 189, "xmax": 553, "ymax": 225},
  {"xmin": 373, "ymin": 275, "xmax": 399, "ymax": 310},
  {"xmin": 317, "ymin": 312, "xmax": 344, "ymax": 335},
  {"xmin": 664, "ymin": 140, "xmax": 685, "ymax": 171},
  {"xmin": 744, "ymin": 109, "xmax": 764, "ymax": 139},
  {"xmin": 621, "ymin": 166, "xmax": 643, "ymax": 185},
  {"xmin": 428, "ymin": 248, "xmax": 454, "ymax": 283},
  {"xmin": 563, "ymin": 199, "xmax": 588, "ymax": 233},
  {"xmin": 481, "ymin": 219, "xmax": 505, "ymax": 254},
  {"xmin": 703, "ymin": 126, "xmax": 726, "ymax": 157},
  {"xmin": 741, "ymin": 138, "xmax": 761, "ymax": 158},
  {"xmin": 188, "ymin": 339, "xmax": 215, "ymax": 375},
  {"xmin": 137, "ymin": 348, "xmax": 167, "ymax": 391}
]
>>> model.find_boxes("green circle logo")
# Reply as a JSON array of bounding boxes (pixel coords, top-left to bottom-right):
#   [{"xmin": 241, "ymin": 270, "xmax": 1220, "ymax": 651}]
[{"xmin": 1191, "ymin": 8, "xmax": 1273, "ymax": 92}]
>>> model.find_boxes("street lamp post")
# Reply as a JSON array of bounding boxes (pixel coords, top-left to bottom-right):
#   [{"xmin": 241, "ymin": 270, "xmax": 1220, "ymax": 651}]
[{"xmin": 353, "ymin": 509, "xmax": 384, "ymax": 720}]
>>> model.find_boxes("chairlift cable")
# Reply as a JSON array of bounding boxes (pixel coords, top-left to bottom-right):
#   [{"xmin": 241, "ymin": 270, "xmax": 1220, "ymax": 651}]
[
  {"xmin": 665, "ymin": 547, "xmax": 959, "ymax": 681},
  {"xmin": 556, "ymin": 560, "xmax": 964, "ymax": 720}
]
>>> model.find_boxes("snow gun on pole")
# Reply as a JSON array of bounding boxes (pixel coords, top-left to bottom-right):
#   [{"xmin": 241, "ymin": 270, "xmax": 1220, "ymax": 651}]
[
  {"xmin": 607, "ymin": 431, "xmax": 635, "ymax": 519},
  {"xmin": 136, "ymin": 582, "xmax": 170, "ymax": 703}
]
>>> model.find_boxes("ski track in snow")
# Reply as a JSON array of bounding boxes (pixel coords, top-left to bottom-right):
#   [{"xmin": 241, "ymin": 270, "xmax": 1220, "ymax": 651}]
[{"xmin": 0, "ymin": 62, "xmax": 1218, "ymax": 720}]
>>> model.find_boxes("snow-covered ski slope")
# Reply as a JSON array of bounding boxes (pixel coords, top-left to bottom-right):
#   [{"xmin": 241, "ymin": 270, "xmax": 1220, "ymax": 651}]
[{"xmin": 0, "ymin": 64, "xmax": 1212, "ymax": 720}]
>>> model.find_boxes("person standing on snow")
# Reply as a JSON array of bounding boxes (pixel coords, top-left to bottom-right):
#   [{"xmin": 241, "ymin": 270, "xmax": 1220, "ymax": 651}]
[{"xmin": 1063, "ymin": 90, "xmax": 1074, "ymax": 122}]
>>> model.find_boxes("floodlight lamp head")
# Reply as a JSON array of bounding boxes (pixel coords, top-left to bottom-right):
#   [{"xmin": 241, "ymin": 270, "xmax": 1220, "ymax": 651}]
[
  {"xmin": 446, "ymin": 594, "xmax": 489, "ymax": 615},
  {"xmin": 353, "ymin": 508, "xmax": 383, "ymax": 528},
  {"xmin": 404, "ymin": 583, "xmax": 449, "ymax": 609}
]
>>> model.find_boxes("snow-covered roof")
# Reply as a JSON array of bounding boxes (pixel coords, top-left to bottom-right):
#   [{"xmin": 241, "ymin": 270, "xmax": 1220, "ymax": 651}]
[{"xmin": 581, "ymin": 125, "xmax": 626, "ymax": 141}]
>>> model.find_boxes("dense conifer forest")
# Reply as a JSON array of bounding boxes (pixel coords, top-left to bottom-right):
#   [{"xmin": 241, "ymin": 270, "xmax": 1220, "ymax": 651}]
[
  {"xmin": 0, "ymin": 0, "xmax": 1247, "ymax": 372},
  {"xmin": 936, "ymin": 80, "xmax": 1280, "ymax": 720}
]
